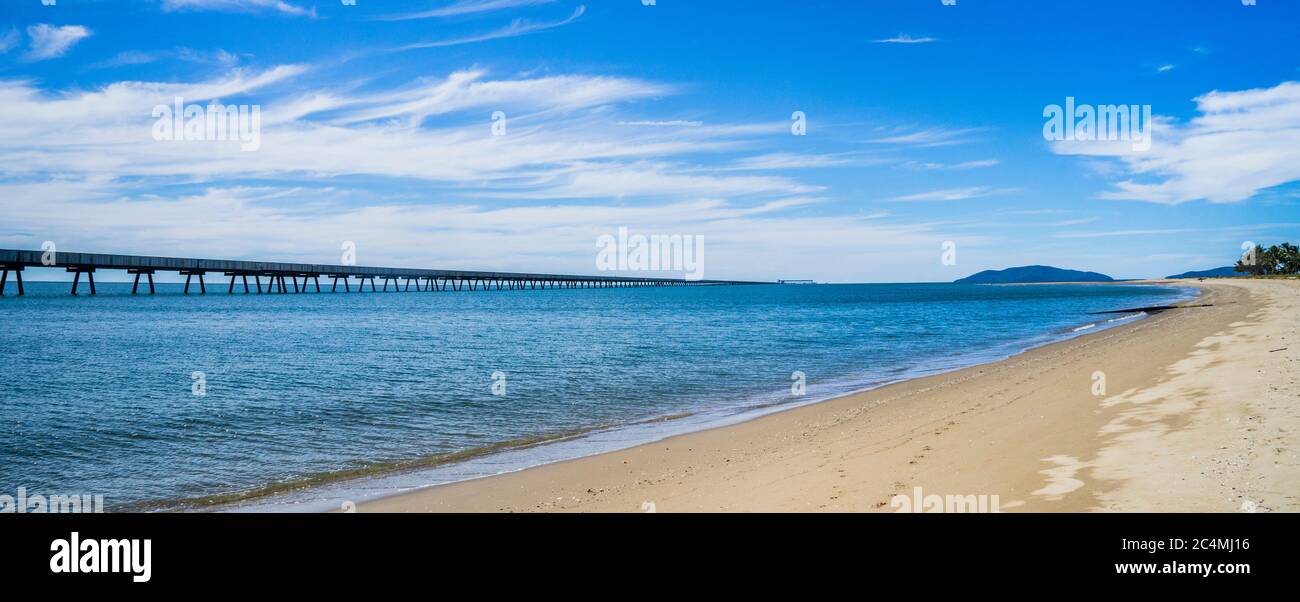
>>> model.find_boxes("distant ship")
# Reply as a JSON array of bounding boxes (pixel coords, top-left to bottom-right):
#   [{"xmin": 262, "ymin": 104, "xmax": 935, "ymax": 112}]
[{"xmin": 778, "ymin": 279, "xmax": 816, "ymax": 285}]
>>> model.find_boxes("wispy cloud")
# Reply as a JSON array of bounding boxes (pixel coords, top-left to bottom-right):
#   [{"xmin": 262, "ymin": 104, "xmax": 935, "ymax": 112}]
[
  {"xmin": 89, "ymin": 48, "xmax": 240, "ymax": 70},
  {"xmin": 886, "ymin": 186, "xmax": 1016, "ymax": 202},
  {"xmin": 867, "ymin": 126, "xmax": 984, "ymax": 147},
  {"xmin": 401, "ymin": 5, "xmax": 586, "ymax": 50},
  {"xmin": 161, "ymin": 0, "xmax": 315, "ymax": 17},
  {"xmin": 24, "ymin": 24, "xmax": 91, "ymax": 61},
  {"xmin": 912, "ymin": 159, "xmax": 999, "ymax": 170},
  {"xmin": 618, "ymin": 120, "xmax": 703, "ymax": 127},
  {"xmin": 0, "ymin": 28, "xmax": 19, "ymax": 55},
  {"xmin": 1157, "ymin": 64, "xmax": 1176, "ymax": 73},
  {"xmin": 728, "ymin": 152, "xmax": 880, "ymax": 171},
  {"xmin": 1054, "ymin": 228, "xmax": 1201, "ymax": 239},
  {"xmin": 376, "ymin": 0, "xmax": 557, "ymax": 21},
  {"xmin": 874, "ymin": 33, "xmax": 937, "ymax": 44},
  {"xmin": 0, "ymin": 65, "xmax": 818, "ymax": 206}
]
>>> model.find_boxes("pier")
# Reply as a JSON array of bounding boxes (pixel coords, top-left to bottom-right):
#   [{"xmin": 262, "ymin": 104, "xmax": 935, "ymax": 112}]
[{"xmin": 0, "ymin": 249, "xmax": 762, "ymax": 296}]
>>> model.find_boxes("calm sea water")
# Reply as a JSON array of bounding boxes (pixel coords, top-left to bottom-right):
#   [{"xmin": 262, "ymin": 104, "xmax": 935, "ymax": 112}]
[{"xmin": 0, "ymin": 281, "xmax": 1194, "ymax": 510}]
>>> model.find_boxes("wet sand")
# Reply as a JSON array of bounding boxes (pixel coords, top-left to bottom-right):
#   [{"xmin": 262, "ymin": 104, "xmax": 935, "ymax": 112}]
[{"xmin": 360, "ymin": 279, "xmax": 1300, "ymax": 513}]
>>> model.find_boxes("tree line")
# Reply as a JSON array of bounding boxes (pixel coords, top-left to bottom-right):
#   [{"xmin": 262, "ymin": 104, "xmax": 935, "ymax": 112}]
[{"xmin": 1235, "ymin": 242, "xmax": 1300, "ymax": 276}]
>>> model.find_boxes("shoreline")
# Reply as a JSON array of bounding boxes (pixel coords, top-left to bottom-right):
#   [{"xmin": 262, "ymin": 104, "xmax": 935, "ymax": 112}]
[
  {"xmin": 355, "ymin": 279, "xmax": 1300, "ymax": 513},
  {"xmin": 211, "ymin": 282, "xmax": 1196, "ymax": 512}
]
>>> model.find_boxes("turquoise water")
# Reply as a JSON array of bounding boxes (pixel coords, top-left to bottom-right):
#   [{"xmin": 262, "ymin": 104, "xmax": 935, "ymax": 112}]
[{"xmin": 0, "ymin": 281, "xmax": 1193, "ymax": 510}]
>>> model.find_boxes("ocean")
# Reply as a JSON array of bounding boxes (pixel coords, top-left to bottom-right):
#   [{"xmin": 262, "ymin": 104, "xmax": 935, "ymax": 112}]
[{"xmin": 0, "ymin": 281, "xmax": 1195, "ymax": 511}]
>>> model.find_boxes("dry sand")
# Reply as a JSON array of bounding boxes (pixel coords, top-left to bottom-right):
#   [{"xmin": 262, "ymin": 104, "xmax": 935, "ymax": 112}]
[{"xmin": 360, "ymin": 279, "xmax": 1300, "ymax": 513}]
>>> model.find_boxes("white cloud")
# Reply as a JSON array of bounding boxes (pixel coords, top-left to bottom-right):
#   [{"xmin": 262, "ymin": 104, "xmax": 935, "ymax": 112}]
[
  {"xmin": 1053, "ymin": 81, "xmax": 1300, "ymax": 204},
  {"xmin": 0, "ymin": 28, "xmax": 20, "ymax": 55},
  {"xmin": 874, "ymin": 33, "xmax": 937, "ymax": 44},
  {"xmin": 24, "ymin": 24, "xmax": 91, "ymax": 61},
  {"xmin": 161, "ymin": 0, "xmax": 315, "ymax": 17},
  {"xmin": 1053, "ymin": 228, "xmax": 1200, "ymax": 239},
  {"xmin": 886, "ymin": 186, "xmax": 1016, "ymax": 202},
  {"xmin": 89, "ymin": 48, "xmax": 240, "ymax": 70},
  {"xmin": 402, "ymin": 5, "xmax": 586, "ymax": 49},
  {"xmin": 728, "ymin": 152, "xmax": 883, "ymax": 171},
  {"xmin": 1157, "ymin": 64, "xmax": 1176, "ymax": 73},
  {"xmin": 912, "ymin": 159, "xmax": 999, "ymax": 170},
  {"xmin": 867, "ymin": 126, "xmax": 984, "ymax": 147},
  {"xmin": 377, "ymin": 0, "xmax": 557, "ymax": 21},
  {"xmin": 0, "ymin": 65, "xmax": 823, "ymax": 209},
  {"xmin": 618, "ymin": 120, "xmax": 703, "ymax": 127}
]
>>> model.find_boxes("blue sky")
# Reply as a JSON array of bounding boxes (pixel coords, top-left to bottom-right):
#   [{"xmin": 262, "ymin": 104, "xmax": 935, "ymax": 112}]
[{"xmin": 1, "ymin": 0, "xmax": 1298, "ymax": 282}]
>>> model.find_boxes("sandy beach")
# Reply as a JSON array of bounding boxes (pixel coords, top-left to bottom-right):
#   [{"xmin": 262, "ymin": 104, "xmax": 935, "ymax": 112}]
[{"xmin": 360, "ymin": 279, "xmax": 1300, "ymax": 513}]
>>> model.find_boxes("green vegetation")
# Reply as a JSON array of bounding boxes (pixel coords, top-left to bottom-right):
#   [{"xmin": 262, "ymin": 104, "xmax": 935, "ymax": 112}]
[{"xmin": 1235, "ymin": 242, "xmax": 1300, "ymax": 276}]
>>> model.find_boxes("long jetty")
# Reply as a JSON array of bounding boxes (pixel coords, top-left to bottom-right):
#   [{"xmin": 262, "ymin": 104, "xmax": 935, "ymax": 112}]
[{"xmin": 0, "ymin": 249, "xmax": 762, "ymax": 296}]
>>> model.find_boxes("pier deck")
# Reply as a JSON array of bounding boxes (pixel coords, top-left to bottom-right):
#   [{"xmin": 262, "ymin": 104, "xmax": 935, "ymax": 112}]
[{"xmin": 0, "ymin": 249, "xmax": 762, "ymax": 296}]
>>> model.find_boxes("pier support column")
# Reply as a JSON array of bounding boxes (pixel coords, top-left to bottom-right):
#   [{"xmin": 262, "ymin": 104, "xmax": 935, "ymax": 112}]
[
  {"xmin": 0, "ymin": 265, "xmax": 23, "ymax": 296},
  {"xmin": 129, "ymin": 269, "xmax": 155, "ymax": 295},
  {"xmin": 181, "ymin": 271, "xmax": 206, "ymax": 294},
  {"xmin": 68, "ymin": 267, "xmax": 97, "ymax": 295}
]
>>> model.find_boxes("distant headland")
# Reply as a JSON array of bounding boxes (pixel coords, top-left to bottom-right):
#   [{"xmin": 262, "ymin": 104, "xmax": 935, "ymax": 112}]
[
  {"xmin": 955, "ymin": 265, "xmax": 1114, "ymax": 284},
  {"xmin": 1166, "ymin": 266, "xmax": 1238, "ymax": 279}
]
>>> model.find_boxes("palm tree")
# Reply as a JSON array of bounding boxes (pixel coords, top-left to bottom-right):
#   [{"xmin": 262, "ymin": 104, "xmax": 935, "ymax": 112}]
[
  {"xmin": 1235, "ymin": 242, "xmax": 1300, "ymax": 276},
  {"xmin": 1278, "ymin": 242, "xmax": 1300, "ymax": 274}
]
